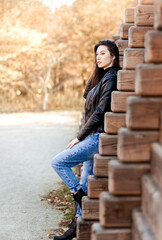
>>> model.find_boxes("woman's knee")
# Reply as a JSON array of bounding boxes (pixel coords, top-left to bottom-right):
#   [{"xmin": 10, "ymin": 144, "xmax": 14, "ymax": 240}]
[
  {"xmin": 51, "ymin": 156, "xmax": 57, "ymax": 169},
  {"xmin": 51, "ymin": 150, "xmax": 69, "ymax": 169}
]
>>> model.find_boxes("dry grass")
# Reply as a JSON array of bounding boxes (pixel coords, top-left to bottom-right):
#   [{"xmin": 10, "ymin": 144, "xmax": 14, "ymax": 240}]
[{"xmin": 41, "ymin": 180, "xmax": 77, "ymax": 238}]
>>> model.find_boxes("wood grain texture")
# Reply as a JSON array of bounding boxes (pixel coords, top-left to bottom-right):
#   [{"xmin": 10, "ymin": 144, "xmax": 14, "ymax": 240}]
[
  {"xmin": 82, "ymin": 196, "xmax": 99, "ymax": 220},
  {"xmin": 135, "ymin": 5, "xmax": 154, "ymax": 26},
  {"xmin": 77, "ymin": 217, "xmax": 97, "ymax": 240},
  {"xmin": 93, "ymin": 154, "xmax": 117, "ymax": 177},
  {"xmin": 125, "ymin": 7, "xmax": 135, "ymax": 23},
  {"xmin": 132, "ymin": 208, "xmax": 156, "ymax": 240},
  {"xmin": 119, "ymin": 56, "xmax": 123, "ymax": 68},
  {"xmin": 151, "ymin": 143, "xmax": 162, "ymax": 189},
  {"xmin": 99, "ymin": 133, "xmax": 117, "ymax": 156},
  {"xmin": 123, "ymin": 48, "xmax": 144, "ymax": 70},
  {"xmin": 104, "ymin": 112, "xmax": 126, "ymax": 134},
  {"xmin": 128, "ymin": 26, "xmax": 153, "ymax": 48},
  {"xmin": 117, "ymin": 128, "xmax": 159, "ymax": 162},
  {"xmin": 142, "ymin": 174, "xmax": 162, "ymax": 240},
  {"xmin": 145, "ymin": 30, "xmax": 162, "ymax": 63},
  {"xmin": 161, "ymin": 111, "xmax": 162, "ymax": 143},
  {"xmin": 154, "ymin": 0, "xmax": 162, "ymax": 30},
  {"xmin": 91, "ymin": 223, "xmax": 131, "ymax": 240},
  {"xmin": 126, "ymin": 96, "xmax": 162, "ymax": 130},
  {"xmin": 99, "ymin": 191, "xmax": 141, "ymax": 228},
  {"xmin": 116, "ymin": 39, "xmax": 128, "ymax": 56},
  {"xmin": 109, "ymin": 160, "xmax": 150, "ymax": 195},
  {"xmin": 77, "ymin": 163, "xmax": 83, "ymax": 176},
  {"xmin": 88, "ymin": 175, "xmax": 108, "ymax": 199},
  {"xmin": 111, "ymin": 35, "xmax": 120, "ymax": 42},
  {"xmin": 117, "ymin": 70, "xmax": 135, "ymax": 91},
  {"xmin": 138, "ymin": 0, "xmax": 154, "ymax": 4},
  {"xmin": 111, "ymin": 91, "xmax": 136, "ymax": 113},
  {"xmin": 135, "ymin": 63, "xmax": 162, "ymax": 96},
  {"xmin": 120, "ymin": 23, "xmax": 134, "ymax": 40}
]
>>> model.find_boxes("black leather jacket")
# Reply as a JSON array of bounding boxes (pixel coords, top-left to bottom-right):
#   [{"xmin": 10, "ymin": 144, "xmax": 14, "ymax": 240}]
[{"xmin": 77, "ymin": 66, "xmax": 118, "ymax": 141}]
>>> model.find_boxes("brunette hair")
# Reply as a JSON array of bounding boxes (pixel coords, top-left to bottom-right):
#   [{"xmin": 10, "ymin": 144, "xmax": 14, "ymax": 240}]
[{"xmin": 91, "ymin": 40, "xmax": 120, "ymax": 87}]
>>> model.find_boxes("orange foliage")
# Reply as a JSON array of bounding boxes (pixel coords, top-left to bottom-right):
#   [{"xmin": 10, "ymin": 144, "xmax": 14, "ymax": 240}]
[{"xmin": 0, "ymin": 0, "xmax": 131, "ymax": 111}]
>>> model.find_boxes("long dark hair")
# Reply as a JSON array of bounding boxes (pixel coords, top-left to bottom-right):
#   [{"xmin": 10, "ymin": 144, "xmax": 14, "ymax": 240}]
[{"xmin": 91, "ymin": 40, "xmax": 120, "ymax": 87}]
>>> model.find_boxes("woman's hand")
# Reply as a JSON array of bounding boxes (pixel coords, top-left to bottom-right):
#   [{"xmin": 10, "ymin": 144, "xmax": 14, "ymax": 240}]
[{"xmin": 66, "ymin": 138, "xmax": 80, "ymax": 149}]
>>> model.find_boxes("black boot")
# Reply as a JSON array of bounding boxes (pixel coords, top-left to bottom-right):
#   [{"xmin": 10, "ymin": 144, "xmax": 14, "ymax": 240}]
[
  {"xmin": 53, "ymin": 218, "xmax": 76, "ymax": 240},
  {"xmin": 73, "ymin": 188, "xmax": 86, "ymax": 209}
]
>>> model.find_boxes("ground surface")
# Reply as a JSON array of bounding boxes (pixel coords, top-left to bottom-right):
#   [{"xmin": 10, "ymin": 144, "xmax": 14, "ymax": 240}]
[{"xmin": 0, "ymin": 111, "xmax": 80, "ymax": 240}]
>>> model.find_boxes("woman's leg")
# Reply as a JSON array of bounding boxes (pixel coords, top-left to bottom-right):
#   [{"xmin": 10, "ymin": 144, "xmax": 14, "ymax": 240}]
[
  {"xmin": 52, "ymin": 134, "xmax": 99, "ymax": 240},
  {"xmin": 75, "ymin": 159, "xmax": 94, "ymax": 218},
  {"xmin": 51, "ymin": 133, "xmax": 99, "ymax": 193}
]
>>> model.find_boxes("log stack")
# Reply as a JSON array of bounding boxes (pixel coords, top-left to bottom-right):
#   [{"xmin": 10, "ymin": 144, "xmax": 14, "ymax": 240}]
[
  {"xmin": 76, "ymin": 0, "xmax": 162, "ymax": 239},
  {"xmin": 131, "ymin": 0, "xmax": 162, "ymax": 239}
]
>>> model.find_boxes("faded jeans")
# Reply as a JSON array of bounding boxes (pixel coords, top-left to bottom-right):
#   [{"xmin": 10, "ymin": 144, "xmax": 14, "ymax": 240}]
[{"xmin": 51, "ymin": 133, "xmax": 99, "ymax": 217}]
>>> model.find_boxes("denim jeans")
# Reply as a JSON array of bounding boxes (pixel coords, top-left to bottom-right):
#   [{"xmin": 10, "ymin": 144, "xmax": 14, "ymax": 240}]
[
  {"xmin": 75, "ymin": 159, "xmax": 94, "ymax": 217},
  {"xmin": 51, "ymin": 133, "xmax": 99, "ymax": 216}
]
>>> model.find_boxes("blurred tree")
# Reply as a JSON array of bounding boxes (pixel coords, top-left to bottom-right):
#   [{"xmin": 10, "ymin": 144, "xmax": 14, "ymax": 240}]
[{"xmin": 0, "ymin": 0, "xmax": 131, "ymax": 111}]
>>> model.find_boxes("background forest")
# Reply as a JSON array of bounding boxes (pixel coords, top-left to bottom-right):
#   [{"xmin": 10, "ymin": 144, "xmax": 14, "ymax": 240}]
[{"xmin": 0, "ymin": 0, "xmax": 131, "ymax": 112}]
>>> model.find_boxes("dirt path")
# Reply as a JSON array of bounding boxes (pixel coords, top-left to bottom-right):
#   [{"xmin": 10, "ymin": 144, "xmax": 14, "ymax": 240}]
[{"xmin": 0, "ymin": 111, "xmax": 80, "ymax": 240}]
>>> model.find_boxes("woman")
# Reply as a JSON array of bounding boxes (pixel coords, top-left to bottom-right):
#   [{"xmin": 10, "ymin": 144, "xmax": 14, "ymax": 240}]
[{"xmin": 51, "ymin": 39, "xmax": 120, "ymax": 240}]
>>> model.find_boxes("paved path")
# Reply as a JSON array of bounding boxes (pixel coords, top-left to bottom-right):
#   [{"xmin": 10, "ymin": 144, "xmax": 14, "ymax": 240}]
[{"xmin": 0, "ymin": 111, "xmax": 80, "ymax": 240}]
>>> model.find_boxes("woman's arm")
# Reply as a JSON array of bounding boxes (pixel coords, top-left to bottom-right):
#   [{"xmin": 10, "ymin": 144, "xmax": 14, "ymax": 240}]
[{"xmin": 77, "ymin": 76, "xmax": 117, "ymax": 141}]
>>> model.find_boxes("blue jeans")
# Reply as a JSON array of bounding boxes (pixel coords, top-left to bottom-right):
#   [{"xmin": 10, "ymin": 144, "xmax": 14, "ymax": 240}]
[{"xmin": 51, "ymin": 133, "xmax": 99, "ymax": 216}]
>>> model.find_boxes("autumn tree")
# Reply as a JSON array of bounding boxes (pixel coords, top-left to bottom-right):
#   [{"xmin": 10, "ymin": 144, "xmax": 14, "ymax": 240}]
[{"xmin": 0, "ymin": 0, "xmax": 131, "ymax": 111}]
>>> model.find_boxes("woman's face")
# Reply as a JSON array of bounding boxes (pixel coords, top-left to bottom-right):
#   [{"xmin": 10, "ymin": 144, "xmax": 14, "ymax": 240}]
[{"xmin": 96, "ymin": 45, "xmax": 115, "ymax": 69}]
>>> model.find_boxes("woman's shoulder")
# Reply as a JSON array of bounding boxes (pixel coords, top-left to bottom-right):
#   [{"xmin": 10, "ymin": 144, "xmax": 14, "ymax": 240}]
[{"xmin": 102, "ymin": 67, "xmax": 119, "ymax": 83}]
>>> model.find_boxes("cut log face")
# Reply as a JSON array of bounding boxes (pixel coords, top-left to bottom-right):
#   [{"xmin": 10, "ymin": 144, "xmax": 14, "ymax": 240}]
[
  {"xmin": 93, "ymin": 154, "xmax": 116, "ymax": 177},
  {"xmin": 154, "ymin": 0, "xmax": 162, "ymax": 30},
  {"xmin": 125, "ymin": 7, "xmax": 135, "ymax": 23},
  {"xmin": 117, "ymin": 128, "xmax": 159, "ymax": 162},
  {"xmin": 123, "ymin": 48, "xmax": 144, "ymax": 70},
  {"xmin": 138, "ymin": 0, "xmax": 154, "ymax": 4},
  {"xmin": 111, "ymin": 35, "xmax": 120, "ymax": 42},
  {"xmin": 120, "ymin": 23, "xmax": 134, "ymax": 40},
  {"xmin": 88, "ymin": 175, "xmax": 108, "ymax": 199},
  {"xmin": 99, "ymin": 133, "xmax": 117, "ymax": 156},
  {"xmin": 119, "ymin": 56, "xmax": 123, "ymax": 68},
  {"xmin": 135, "ymin": 5, "xmax": 154, "ymax": 26},
  {"xmin": 104, "ymin": 112, "xmax": 126, "ymax": 134},
  {"xmin": 82, "ymin": 196, "xmax": 99, "ymax": 220},
  {"xmin": 161, "ymin": 111, "xmax": 162, "ymax": 143},
  {"xmin": 77, "ymin": 163, "xmax": 83, "ymax": 176},
  {"xmin": 135, "ymin": 63, "xmax": 162, "ymax": 96},
  {"xmin": 132, "ymin": 208, "xmax": 156, "ymax": 240},
  {"xmin": 109, "ymin": 160, "xmax": 150, "ymax": 195},
  {"xmin": 91, "ymin": 223, "xmax": 131, "ymax": 240},
  {"xmin": 111, "ymin": 91, "xmax": 136, "ymax": 113},
  {"xmin": 117, "ymin": 70, "xmax": 135, "ymax": 91},
  {"xmin": 151, "ymin": 143, "xmax": 162, "ymax": 189},
  {"xmin": 116, "ymin": 39, "xmax": 128, "ymax": 56},
  {"xmin": 77, "ymin": 217, "xmax": 97, "ymax": 240},
  {"xmin": 142, "ymin": 174, "xmax": 162, "ymax": 240},
  {"xmin": 145, "ymin": 30, "xmax": 162, "ymax": 63},
  {"xmin": 99, "ymin": 191, "xmax": 141, "ymax": 228},
  {"xmin": 128, "ymin": 26, "xmax": 153, "ymax": 48},
  {"xmin": 126, "ymin": 96, "xmax": 162, "ymax": 130}
]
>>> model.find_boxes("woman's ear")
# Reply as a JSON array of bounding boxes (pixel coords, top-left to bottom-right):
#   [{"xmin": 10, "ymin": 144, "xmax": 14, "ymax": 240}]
[{"xmin": 112, "ymin": 55, "xmax": 115, "ymax": 65}]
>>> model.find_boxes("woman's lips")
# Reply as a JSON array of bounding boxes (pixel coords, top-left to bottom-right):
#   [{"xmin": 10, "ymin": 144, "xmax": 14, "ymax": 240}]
[{"xmin": 97, "ymin": 61, "xmax": 102, "ymax": 64}]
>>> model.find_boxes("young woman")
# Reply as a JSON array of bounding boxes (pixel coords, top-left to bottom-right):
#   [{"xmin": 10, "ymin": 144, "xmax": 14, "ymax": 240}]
[{"xmin": 51, "ymin": 39, "xmax": 120, "ymax": 240}]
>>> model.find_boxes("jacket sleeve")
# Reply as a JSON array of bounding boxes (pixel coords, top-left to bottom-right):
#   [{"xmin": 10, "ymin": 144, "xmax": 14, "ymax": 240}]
[{"xmin": 77, "ymin": 75, "xmax": 117, "ymax": 141}]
